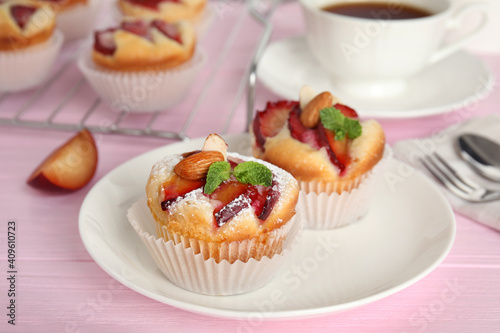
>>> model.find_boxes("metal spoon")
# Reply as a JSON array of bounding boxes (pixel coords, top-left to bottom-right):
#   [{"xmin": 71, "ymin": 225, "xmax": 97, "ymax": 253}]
[{"xmin": 457, "ymin": 133, "xmax": 500, "ymax": 182}]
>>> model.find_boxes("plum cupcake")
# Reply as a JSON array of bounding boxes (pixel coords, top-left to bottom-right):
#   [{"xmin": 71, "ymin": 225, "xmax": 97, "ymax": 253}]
[
  {"xmin": 0, "ymin": 0, "xmax": 63, "ymax": 92},
  {"xmin": 38, "ymin": 0, "xmax": 102, "ymax": 41},
  {"xmin": 117, "ymin": 0, "xmax": 207, "ymax": 23},
  {"xmin": 250, "ymin": 86, "xmax": 390, "ymax": 229},
  {"xmin": 78, "ymin": 17, "xmax": 206, "ymax": 112},
  {"xmin": 127, "ymin": 134, "xmax": 301, "ymax": 295}
]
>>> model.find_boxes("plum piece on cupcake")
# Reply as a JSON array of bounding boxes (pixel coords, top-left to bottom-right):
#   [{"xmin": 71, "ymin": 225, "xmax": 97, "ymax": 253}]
[{"xmin": 117, "ymin": 0, "xmax": 207, "ymax": 23}]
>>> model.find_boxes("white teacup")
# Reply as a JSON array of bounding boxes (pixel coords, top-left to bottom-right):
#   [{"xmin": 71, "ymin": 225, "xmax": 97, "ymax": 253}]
[{"xmin": 299, "ymin": 0, "xmax": 489, "ymax": 97}]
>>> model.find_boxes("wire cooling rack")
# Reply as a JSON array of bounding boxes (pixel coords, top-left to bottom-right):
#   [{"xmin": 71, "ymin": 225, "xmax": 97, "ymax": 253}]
[{"xmin": 0, "ymin": 0, "xmax": 283, "ymax": 141}]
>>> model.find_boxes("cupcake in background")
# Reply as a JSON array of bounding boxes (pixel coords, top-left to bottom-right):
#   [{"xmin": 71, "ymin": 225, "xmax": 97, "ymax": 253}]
[
  {"xmin": 0, "ymin": 0, "xmax": 63, "ymax": 92},
  {"xmin": 128, "ymin": 134, "xmax": 302, "ymax": 295},
  {"xmin": 115, "ymin": 0, "xmax": 213, "ymax": 37},
  {"xmin": 117, "ymin": 0, "xmax": 207, "ymax": 23},
  {"xmin": 38, "ymin": 0, "xmax": 103, "ymax": 41},
  {"xmin": 39, "ymin": 0, "xmax": 86, "ymax": 12},
  {"xmin": 250, "ymin": 85, "xmax": 390, "ymax": 229},
  {"xmin": 78, "ymin": 17, "xmax": 206, "ymax": 112}
]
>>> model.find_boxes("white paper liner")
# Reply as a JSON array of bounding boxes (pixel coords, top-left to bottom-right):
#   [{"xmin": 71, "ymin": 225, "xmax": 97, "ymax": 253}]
[
  {"xmin": 0, "ymin": 30, "xmax": 64, "ymax": 92},
  {"xmin": 298, "ymin": 145, "xmax": 393, "ymax": 229},
  {"xmin": 77, "ymin": 48, "xmax": 207, "ymax": 112},
  {"xmin": 56, "ymin": 0, "xmax": 103, "ymax": 41},
  {"xmin": 156, "ymin": 215, "xmax": 294, "ymax": 264},
  {"xmin": 127, "ymin": 197, "xmax": 303, "ymax": 295}
]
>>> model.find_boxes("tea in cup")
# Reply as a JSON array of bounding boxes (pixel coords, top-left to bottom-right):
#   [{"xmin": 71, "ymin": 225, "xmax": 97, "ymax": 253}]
[{"xmin": 299, "ymin": 0, "xmax": 489, "ymax": 97}]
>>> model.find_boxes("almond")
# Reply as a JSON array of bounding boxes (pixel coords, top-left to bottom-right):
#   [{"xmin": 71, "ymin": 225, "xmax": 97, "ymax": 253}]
[
  {"xmin": 174, "ymin": 151, "xmax": 224, "ymax": 180},
  {"xmin": 299, "ymin": 85, "xmax": 318, "ymax": 110},
  {"xmin": 202, "ymin": 133, "xmax": 228, "ymax": 161},
  {"xmin": 300, "ymin": 91, "xmax": 334, "ymax": 128}
]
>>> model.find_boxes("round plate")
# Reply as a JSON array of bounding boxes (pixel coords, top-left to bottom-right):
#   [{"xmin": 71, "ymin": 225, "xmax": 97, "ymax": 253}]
[
  {"xmin": 257, "ymin": 36, "xmax": 494, "ymax": 119},
  {"xmin": 79, "ymin": 134, "xmax": 456, "ymax": 319}
]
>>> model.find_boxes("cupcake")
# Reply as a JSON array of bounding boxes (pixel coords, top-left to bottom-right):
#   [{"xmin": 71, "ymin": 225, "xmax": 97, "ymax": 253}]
[
  {"xmin": 117, "ymin": 0, "xmax": 207, "ymax": 23},
  {"xmin": 38, "ymin": 0, "xmax": 102, "ymax": 41},
  {"xmin": 128, "ymin": 134, "xmax": 301, "ymax": 295},
  {"xmin": 78, "ymin": 17, "xmax": 206, "ymax": 112},
  {"xmin": 0, "ymin": 0, "xmax": 63, "ymax": 92},
  {"xmin": 92, "ymin": 18, "xmax": 195, "ymax": 71},
  {"xmin": 250, "ymin": 86, "xmax": 389, "ymax": 229},
  {"xmin": 39, "ymin": 0, "xmax": 86, "ymax": 12}
]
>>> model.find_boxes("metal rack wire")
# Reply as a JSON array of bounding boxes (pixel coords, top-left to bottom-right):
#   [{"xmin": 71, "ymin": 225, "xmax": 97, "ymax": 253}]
[{"xmin": 0, "ymin": 0, "xmax": 282, "ymax": 141}]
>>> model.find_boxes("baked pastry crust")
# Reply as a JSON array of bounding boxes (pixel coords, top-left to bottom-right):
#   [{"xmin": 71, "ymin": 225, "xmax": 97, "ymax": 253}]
[
  {"xmin": 118, "ymin": 0, "xmax": 206, "ymax": 23},
  {"xmin": 145, "ymin": 153, "xmax": 299, "ymax": 244},
  {"xmin": 253, "ymin": 120, "xmax": 385, "ymax": 185},
  {"xmin": 92, "ymin": 19, "xmax": 195, "ymax": 72},
  {"xmin": 39, "ymin": 0, "xmax": 88, "ymax": 12},
  {"xmin": 92, "ymin": 19, "xmax": 196, "ymax": 72},
  {"xmin": 251, "ymin": 102, "xmax": 386, "ymax": 191},
  {"xmin": 0, "ymin": 0, "xmax": 56, "ymax": 51}
]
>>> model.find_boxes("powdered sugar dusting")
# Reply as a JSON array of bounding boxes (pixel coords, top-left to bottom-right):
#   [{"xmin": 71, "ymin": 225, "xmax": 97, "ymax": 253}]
[
  {"xmin": 150, "ymin": 152, "xmax": 297, "ymax": 223},
  {"xmin": 228, "ymin": 152, "xmax": 298, "ymax": 213},
  {"xmin": 150, "ymin": 154, "xmax": 182, "ymax": 178},
  {"xmin": 167, "ymin": 187, "xmax": 212, "ymax": 216},
  {"xmin": 216, "ymin": 193, "xmax": 251, "ymax": 227}
]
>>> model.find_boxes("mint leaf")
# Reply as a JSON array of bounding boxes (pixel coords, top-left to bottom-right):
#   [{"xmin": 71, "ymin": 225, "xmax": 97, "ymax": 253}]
[
  {"xmin": 345, "ymin": 117, "xmax": 362, "ymax": 139},
  {"xmin": 204, "ymin": 161, "xmax": 231, "ymax": 195},
  {"xmin": 233, "ymin": 161, "xmax": 272, "ymax": 187},
  {"xmin": 320, "ymin": 107, "xmax": 362, "ymax": 140}
]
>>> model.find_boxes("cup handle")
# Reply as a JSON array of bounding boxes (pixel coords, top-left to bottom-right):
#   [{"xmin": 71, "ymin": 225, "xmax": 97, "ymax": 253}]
[{"xmin": 429, "ymin": 2, "xmax": 489, "ymax": 64}]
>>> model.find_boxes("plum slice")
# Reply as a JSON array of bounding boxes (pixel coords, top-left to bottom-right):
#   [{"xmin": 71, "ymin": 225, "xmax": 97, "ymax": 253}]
[
  {"xmin": 334, "ymin": 103, "xmax": 359, "ymax": 119},
  {"xmin": 208, "ymin": 180, "xmax": 248, "ymax": 227},
  {"xmin": 257, "ymin": 180, "xmax": 280, "ymax": 221},
  {"xmin": 161, "ymin": 160, "xmax": 279, "ymax": 227},
  {"xmin": 152, "ymin": 20, "xmax": 182, "ymax": 44},
  {"xmin": 288, "ymin": 105, "xmax": 321, "ymax": 149},
  {"xmin": 208, "ymin": 179, "xmax": 277, "ymax": 227},
  {"xmin": 160, "ymin": 175, "xmax": 204, "ymax": 211},
  {"xmin": 94, "ymin": 29, "xmax": 117, "ymax": 56},
  {"xmin": 287, "ymin": 102, "xmax": 359, "ymax": 174},
  {"xmin": 125, "ymin": 0, "xmax": 180, "ymax": 10},
  {"xmin": 11, "ymin": 5, "xmax": 37, "ymax": 29},
  {"xmin": 316, "ymin": 123, "xmax": 349, "ymax": 175},
  {"xmin": 94, "ymin": 21, "xmax": 150, "ymax": 56},
  {"xmin": 93, "ymin": 19, "xmax": 183, "ymax": 55},
  {"xmin": 252, "ymin": 100, "xmax": 298, "ymax": 150},
  {"xmin": 121, "ymin": 20, "xmax": 152, "ymax": 40}
]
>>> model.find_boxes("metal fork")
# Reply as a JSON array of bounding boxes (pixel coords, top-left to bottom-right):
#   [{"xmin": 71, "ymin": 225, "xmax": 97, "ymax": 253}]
[{"xmin": 420, "ymin": 152, "xmax": 500, "ymax": 203}]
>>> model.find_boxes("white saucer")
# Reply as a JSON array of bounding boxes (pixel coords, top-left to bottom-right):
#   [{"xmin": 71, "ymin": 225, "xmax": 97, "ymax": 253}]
[
  {"xmin": 257, "ymin": 36, "xmax": 494, "ymax": 119},
  {"xmin": 79, "ymin": 134, "xmax": 455, "ymax": 320}
]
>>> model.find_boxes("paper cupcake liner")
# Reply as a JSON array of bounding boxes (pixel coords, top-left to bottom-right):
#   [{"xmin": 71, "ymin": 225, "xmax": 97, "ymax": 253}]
[
  {"xmin": 55, "ymin": 0, "xmax": 103, "ymax": 41},
  {"xmin": 0, "ymin": 30, "xmax": 64, "ymax": 93},
  {"xmin": 156, "ymin": 214, "xmax": 294, "ymax": 264},
  {"xmin": 78, "ymin": 49, "xmax": 207, "ymax": 112},
  {"xmin": 127, "ymin": 197, "xmax": 303, "ymax": 295},
  {"xmin": 298, "ymin": 145, "xmax": 393, "ymax": 230}
]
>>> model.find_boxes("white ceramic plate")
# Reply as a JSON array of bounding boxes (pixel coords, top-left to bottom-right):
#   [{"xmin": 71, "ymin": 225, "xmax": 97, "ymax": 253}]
[
  {"xmin": 257, "ymin": 36, "xmax": 494, "ymax": 119},
  {"xmin": 79, "ymin": 134, "xmax": 456, "ymax": 320}
]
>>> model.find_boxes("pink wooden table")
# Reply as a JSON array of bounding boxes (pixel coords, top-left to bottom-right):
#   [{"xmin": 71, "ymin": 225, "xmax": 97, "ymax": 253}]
[{"xmin": 1, "ymin": 1, "xmax": 500, "ymax": 332}]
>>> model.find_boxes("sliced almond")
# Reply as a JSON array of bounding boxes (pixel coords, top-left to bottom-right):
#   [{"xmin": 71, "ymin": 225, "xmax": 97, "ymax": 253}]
[
  {"xmin": 174, "ymin": 151, "xmax": 224, "ymax": 180},
  {"xmin": 202, "ymin": 133, "xmax": 228, "ymax": 161},
  {"xmin": 300, "ymin": 91, "xmax": 334, "ymax": 128},
  {"xmin": 299, "ymin": 85, "xmax": 318, "ymax": 110}
]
